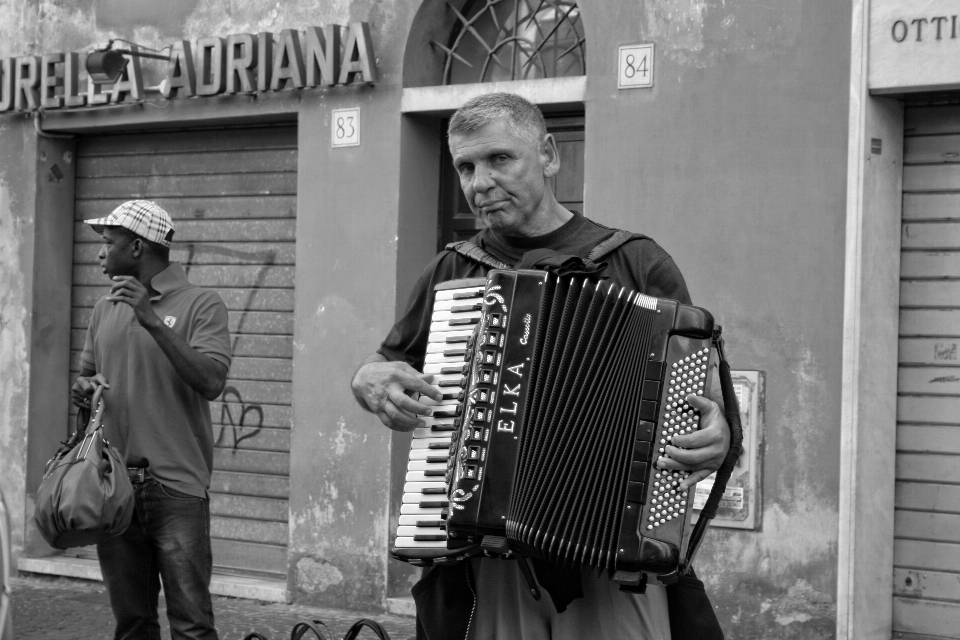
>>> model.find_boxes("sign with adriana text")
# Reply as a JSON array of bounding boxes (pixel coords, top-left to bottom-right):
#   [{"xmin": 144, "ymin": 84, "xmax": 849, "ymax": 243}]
[
  {"xmin": 870, "ymin": 0, "xmax": 960, "ymax": 94},
  {"xmin": 0, "ymin": 22, "xmax": 377, "ymax": 113}
]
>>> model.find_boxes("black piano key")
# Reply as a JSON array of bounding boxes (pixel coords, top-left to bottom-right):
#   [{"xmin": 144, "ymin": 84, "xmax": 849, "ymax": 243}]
[
  {"xmin": 424, "ymin": 469, "xmax": 446, "ymax": 476},
  {"xmin": 445, "ymin": 335, "xmax": 470, "ymax": 343},
  {"xmin": 431, "ymin": 424, "xmax": 456, "ymax": 432},
  {"xmin": 451, "ymin": 303, "xmax": 482, "ymax": 312},
  {"xmin": 448, "ymin": 318, "xmax": 476, "ymax": 326},
  {"xmin": 437, "ymin": 378, "xmax": 464, "ymax": 387},
  {"xmin": 440, "ymin": 365, "xmax": 469, "ymax": 375},
  {"xmin": 433, "ymin": 407, "xmax": 461, "ymax": 418},
  {"xmin": 413, "ymin": 535, "xmax": 447, "ymax": 542},
  {"xmin": 426, "ymin": 456, "xmax": 448, "ymax": 463},
  {"xmin": 428, "ymin": 442, "xmax": 449, "ymax": 449},
  {"xmin": 451, "ymin": 291, "xmax": 482, "ymax": 299},
  {"xmin": 443, "ymin": 349, "xmax": 467, "ymax": 357},
  {"xmin": 420, "ymin": 500, "xmax": 449, "ymax": 508},
  {"xmin": 416, "ymin": 520, "xmax": 446, "ymax": 528},
  {"xmin": 421, "ymin": 487, "xmax": 447, "ymax": 494}
]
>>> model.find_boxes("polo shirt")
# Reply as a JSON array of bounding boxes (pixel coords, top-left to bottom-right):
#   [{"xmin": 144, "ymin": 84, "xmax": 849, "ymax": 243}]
[{"xmin": 80, "ymin": 262, "xmax": 232, "ymax": 498}]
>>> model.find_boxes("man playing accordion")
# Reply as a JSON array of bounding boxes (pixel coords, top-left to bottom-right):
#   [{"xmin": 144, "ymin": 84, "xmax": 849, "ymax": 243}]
[{"xmin": 352, "ymin": 92, "xmax": 731, "ymax": 640}]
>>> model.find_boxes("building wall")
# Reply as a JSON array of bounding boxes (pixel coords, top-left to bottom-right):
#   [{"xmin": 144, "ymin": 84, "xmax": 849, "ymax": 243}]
[
  {"xmin": 0, "ymin": 120, "xmax": 36, "ymax": 574},
  {"xmin": 576, "ymin": 2, "xmax": 851, "ymax": 637},
  {"xmin": 0, "ymin": 0, "xmax": 855, "ymax": 637}
]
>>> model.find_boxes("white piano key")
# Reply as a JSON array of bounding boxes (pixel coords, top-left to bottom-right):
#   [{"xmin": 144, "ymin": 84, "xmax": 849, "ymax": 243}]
[
  {"xmin": 401, "ymin": 503, "xmax": 447, "ymax": 516},
  {"xmin": 403, "ymin": 481, "xmax": 447, "ymax": 492},
  {"xmin": 423, "ymin": 365, "xmax": 468, "ymax": 377},
  {"xmin": 421, "ymin": 395, "xmax": 461, "ymax": 407},
  {"xmin": 402, "ymin": 492, "xmax": 450, "ymax": 504},
  {"xmin": 409, "ymin": 448, "xmax": 451, "ymax": 461},
  {"xmin": 394, "ymin": 537, "xmax": 447, "ymax": 548},
  {"xmin": 397, "ymin": 526, "xmax": 445, "ymax": 538},
  {"xmin": 420, "ymin": 410, "xmax": 460, "ymax": 422},
  {"xmin": 425, "ymin": 344, "xmax": 466, "ymax": 355},
  {"xmin": 410, "ymin": 438, "xmax": 453, "ymax": 450},
  {"xmin": 408, "ymin": 459, "xmax": 446, "ymax": 471},
  {"xmin": 399, "ymin": 514, "xmax": 447, "ymax": 526},
  {"xmin": 424, "ymin": 351, "xmax": 469, "ymax": 364},
  {"xmin": 424, "ymin": 374, "xmax": 464, "ymax": 386},
  {"xmin": 433, "ymin": 287, "xmax": 485, "ymax": 302},
  {"xmin": 427, "ymin": 328, "xmax": 475, "ymax": 343},
  {"xmin": 412, "ymin": 425, "xmax": 457, "ymax": 439},
  {"xmin": 406, "ymin": 470, "xmax": 448, "ymax": 482},
  {"xmin": 432, "ymin": 299, "xmax": 483, "ymax": 313},
  {"xmin": 430, "ymin": 318, "xmax": 480, "ymax": 334},
  {"xmin": 431, "ymin": 308, "xmax": 482, "ymax": 322}
]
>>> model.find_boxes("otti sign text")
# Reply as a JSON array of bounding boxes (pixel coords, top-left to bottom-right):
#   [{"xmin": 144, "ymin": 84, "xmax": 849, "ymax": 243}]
[
  {"xmin": 891, "ymin": 15, "xmax": 960, "ymax": 42},
  {"xmin": 0, "ymin": 22, "xmax": 377, "ymax": 113}
]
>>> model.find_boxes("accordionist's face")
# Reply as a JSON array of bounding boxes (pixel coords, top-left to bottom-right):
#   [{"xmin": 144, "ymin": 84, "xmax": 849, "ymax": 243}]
[{"xmin": 449, "ymin": 118, "xmax": 560, "ymax": 238}]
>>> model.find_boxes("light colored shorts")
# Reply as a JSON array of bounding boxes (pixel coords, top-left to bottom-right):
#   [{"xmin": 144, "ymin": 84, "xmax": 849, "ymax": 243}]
[{"xmin": 467, "ymin": 558, "xmax": 672, "ymax": 640}]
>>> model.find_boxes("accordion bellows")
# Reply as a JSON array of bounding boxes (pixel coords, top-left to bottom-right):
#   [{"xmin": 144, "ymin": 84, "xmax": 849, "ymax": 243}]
[{"xmin": 393, "ymin": 269, "xmax": 718, "ymax": 586}]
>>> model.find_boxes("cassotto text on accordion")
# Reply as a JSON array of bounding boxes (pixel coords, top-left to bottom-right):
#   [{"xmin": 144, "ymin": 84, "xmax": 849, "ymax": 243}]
[{"xmin": 392, "ymin": 268, "xmax": 740, "ymax": 590}]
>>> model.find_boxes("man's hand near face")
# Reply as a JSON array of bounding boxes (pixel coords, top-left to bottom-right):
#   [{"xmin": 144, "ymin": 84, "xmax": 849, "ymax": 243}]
[
  {"xmin": 352, "ymin": 356, "xmax": 443, "ymax": 432},
  {"xmin": 107, "ymin": 275, "xmax": 159, "ymax": 328}
]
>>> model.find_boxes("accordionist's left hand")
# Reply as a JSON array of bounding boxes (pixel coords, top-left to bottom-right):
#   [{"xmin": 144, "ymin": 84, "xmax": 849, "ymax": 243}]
[{"xmin": 656, "ymin": 361, "xmax": 731, "ymax": 490}]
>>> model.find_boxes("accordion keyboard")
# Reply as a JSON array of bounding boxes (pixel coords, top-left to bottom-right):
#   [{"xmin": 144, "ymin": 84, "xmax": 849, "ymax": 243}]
[{"xmin": 393, "ymin": 281, "xmax": 486, "ymax": 551}]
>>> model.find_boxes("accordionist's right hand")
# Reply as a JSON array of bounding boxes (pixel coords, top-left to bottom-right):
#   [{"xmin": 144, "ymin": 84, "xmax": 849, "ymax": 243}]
[{"xmin": 351, "ymin": 357, "xmax": 443, "ymax": 431}]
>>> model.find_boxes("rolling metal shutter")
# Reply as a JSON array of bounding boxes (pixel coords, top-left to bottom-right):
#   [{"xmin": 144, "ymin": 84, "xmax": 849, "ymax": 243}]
[
  {"xmin": 894, "ymin": 104, "xmax": 960, "ymax": 639},
  {"xmin": 68, "ymin": 125, "xmax": 296, "ymax": 579}
]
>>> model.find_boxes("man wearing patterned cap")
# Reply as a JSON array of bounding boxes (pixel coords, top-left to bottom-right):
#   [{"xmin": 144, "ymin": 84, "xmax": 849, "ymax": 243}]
[{"xmin": 72, "ymin": 200, "xmax": 232, "ymax": 640}]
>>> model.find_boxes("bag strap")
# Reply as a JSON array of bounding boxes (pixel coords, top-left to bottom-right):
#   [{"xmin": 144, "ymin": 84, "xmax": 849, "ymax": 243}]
[
  {"xmin": 447, "ymin": 230, "xmax": 644, "ymax": 271},
  {"xmin": 444, "ymin": 240, "xmax": 510, "ymax": 270},
  {"xmin": 342, "ymin": 619, "xmax": 391, "ymax": 640},
  {"xmin": 585, "ymin": 230, "xmax": 644, "ymax": 262},
  {"xmin": 85, "ymin": 385, "xmax": 106, "ymax": 435},
  {"xmin": 289, "ymin": 619, "xmax": 333, "ymax": 639},
  {"xmin": 680, "ymin": 331, "xmax": 744, "ymax": 574}
]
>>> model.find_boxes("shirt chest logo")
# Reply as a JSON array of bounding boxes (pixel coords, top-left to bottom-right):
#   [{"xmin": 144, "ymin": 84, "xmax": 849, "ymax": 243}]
[{"xmin": 164, "ymin": 316, "xmax": 178, "ymax": 328}]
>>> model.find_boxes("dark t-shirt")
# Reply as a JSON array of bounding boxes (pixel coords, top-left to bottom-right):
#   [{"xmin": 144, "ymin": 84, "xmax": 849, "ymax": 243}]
[{"xmin": 379, "ymin": 211, "xmax": 691, "ymax": 369}]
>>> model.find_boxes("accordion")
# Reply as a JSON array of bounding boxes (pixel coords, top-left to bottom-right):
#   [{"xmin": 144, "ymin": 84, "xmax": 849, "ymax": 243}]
[{"xmin": 392, "ymin": 269, "xmax": 729, "ymax": 588}]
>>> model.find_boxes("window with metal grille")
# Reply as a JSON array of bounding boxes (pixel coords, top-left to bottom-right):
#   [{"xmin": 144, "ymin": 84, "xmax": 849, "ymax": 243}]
[{"xmin": 434, "ymin": 0, "xmax": 585, "ymax": 85}]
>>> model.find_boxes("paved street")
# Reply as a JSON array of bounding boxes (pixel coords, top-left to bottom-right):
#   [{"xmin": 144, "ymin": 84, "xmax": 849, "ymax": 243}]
[{"xmin": 8, "ymin": 575, "xmax": 416, "ymax": 640}]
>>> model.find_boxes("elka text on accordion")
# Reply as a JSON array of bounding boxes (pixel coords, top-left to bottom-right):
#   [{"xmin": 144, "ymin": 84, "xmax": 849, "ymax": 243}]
[{"xmin": 392, "ymin": 268, "xmax": 726, "ymax": 589}]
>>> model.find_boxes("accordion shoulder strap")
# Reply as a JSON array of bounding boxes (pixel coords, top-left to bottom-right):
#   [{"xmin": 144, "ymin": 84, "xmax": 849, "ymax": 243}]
[
  {"xmin": 586, "ymin": 229, "xmax": 645, "ymax": 262},
  {"xmin": 681, "ymin": 335, "xmax": 745, "ymax": 575},
  {"xmin": 447, "ymin": 229, "xmax": 646, "ymax": 271},
  {"xmin": 445, "ymin": 240, "xmax": 511, "ymax": 270}
]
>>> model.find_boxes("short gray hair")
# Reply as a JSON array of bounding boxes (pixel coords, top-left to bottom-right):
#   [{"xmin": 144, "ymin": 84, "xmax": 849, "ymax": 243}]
[{"xmin": 448, "ymin": 92, "xmax": 547, "ymax": 149}]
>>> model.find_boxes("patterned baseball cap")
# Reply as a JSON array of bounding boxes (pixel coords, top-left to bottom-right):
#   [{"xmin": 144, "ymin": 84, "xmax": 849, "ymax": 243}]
[{"xmin": 85, "ymin": 200, "xmax": 175, "ymax": 247}]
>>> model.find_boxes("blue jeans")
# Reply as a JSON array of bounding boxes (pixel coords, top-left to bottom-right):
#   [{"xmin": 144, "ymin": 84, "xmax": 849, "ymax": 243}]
[{"xmin": 97, "ymin": 479, "xmax": 218, "ymax": 640}]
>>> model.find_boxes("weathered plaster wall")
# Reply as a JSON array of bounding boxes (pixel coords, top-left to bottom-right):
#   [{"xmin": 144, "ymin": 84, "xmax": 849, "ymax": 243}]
[
  {"xmin": 0, "ymin": 116, "xmax": 37, "ymax": 565},
  {"xmin": 579, "ymin": 1, "xmax": 851, "ymax": 637},
  {"xmin": 287, "ymin": 0, "xmax": 416, "ymax": 609},
  {"xmin": 0, "ymin": 0, "xmax": 856, "ymax": 631}
]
